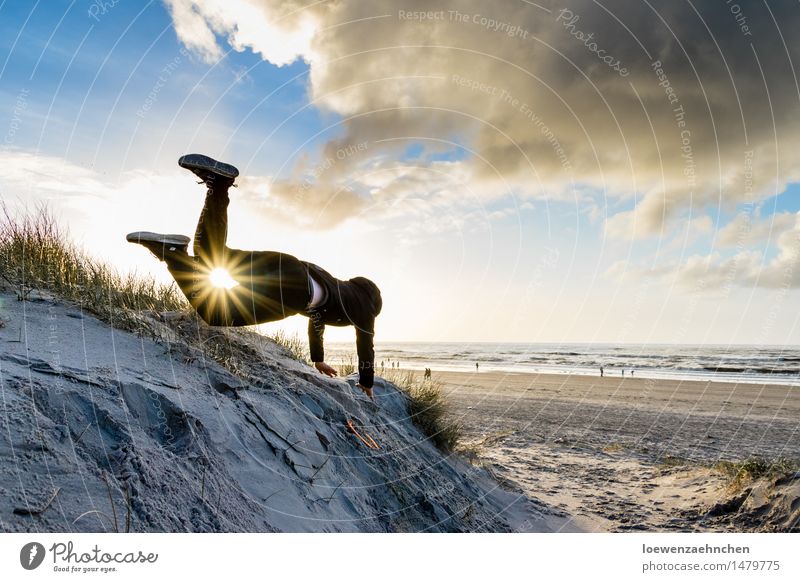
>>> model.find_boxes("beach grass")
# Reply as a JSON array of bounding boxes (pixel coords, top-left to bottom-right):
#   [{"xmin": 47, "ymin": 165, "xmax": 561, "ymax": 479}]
[
  {"xmin": 714, "ymin": 458, "xmax": 799, "ymax": 492},
  {"xmin": 268, "ymin": 329, "xmax": 309, "ymax": 363},
  {"xmin": 0, "ymin": 204, "xmax": 295, "ymax": 378},
  {"xmin": 458, "ymin": 429, "xmax": 515, "ymax": 464},
  {"xmin": 381, "ymin": 368, "xmax": 462, "ymax": 452},
  {"xmin": 0, "ymin": 203, "xmax": 188, "ymax": 332},
  {"xmin": 336, "ymin": 353, "xmax": 357, "ymax": 376}
]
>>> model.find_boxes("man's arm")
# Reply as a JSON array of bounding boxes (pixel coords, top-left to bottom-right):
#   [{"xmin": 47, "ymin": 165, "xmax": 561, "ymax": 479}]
[
  {"xmin": 309, "ymin": 312, "xmax": 337, "ymax": 377},
  {"xmin": 355, "ymin": 319, "xmax": 376, "ymax": 390}
]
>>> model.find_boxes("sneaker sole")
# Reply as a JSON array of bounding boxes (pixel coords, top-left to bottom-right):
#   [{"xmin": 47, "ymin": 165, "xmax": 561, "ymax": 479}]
[
  {"xmin": 178, "ymin": 154, "xmax": 239, "ymax": 179},
  {"xmin": 126, "ymin": 232, "xmax": 190, "ymax": 246}
]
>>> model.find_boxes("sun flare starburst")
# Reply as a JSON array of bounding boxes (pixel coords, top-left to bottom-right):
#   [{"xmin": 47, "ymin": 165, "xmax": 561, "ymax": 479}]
[{"xmin": 208, "ymin": 267, "xmax": 239, "ymax": 290}]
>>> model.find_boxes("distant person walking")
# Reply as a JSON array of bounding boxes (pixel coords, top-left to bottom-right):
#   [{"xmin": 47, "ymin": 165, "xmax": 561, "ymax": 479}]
[
  {"xmin": 631, "ymin": 369, "xmax": 635, "ymax": 377},
  {"xmin": 475, "ymin": 362, "xmax": 479, "ymax": 372},
  {"xmin": 622, "ymin": 369, "xmax": 625, "ymax": 377},
  {"xmin": 600, "ymin": 365, "xmax": 604, "ymax": 377}
]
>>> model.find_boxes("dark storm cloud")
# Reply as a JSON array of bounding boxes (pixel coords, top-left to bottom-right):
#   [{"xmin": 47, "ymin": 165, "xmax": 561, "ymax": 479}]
[{"xmin": 167, "ymin": 0, "xmax": 800, "ymax": 241}]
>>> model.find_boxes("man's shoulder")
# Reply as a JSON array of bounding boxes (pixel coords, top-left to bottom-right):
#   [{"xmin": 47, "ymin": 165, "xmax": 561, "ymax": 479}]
[{"xmin": 302, "ymin": 260, "xmax": 339, "ymax": 283}]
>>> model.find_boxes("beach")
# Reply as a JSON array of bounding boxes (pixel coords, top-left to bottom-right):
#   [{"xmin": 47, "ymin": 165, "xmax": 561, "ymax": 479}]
[{"xmin": 433, "ymin": 370, "xmax": 800, "ymax": 531}]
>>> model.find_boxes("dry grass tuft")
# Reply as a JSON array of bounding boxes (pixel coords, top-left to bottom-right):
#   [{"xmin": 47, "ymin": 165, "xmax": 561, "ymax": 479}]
[
  {"xmin": 0, "ymin": 203, "xmax": 304, "ymax": 378},
  {"xmin": 267, "ymin": 329, "xmax": 309, "ymax": 363},
  {"xmin": 381, "ymin": 368, "xmax": 462, "ymax": 452},
  {"xmin": 0, "ymin": 202, "xmax": 188, "ymax": 334},
  {"xmin": 714, "ymin": 458, "xmax": 799, "ymax": 492},
  {"xmin": 337, "ymin": 353, "xmax": 356, "ymax": 376}
]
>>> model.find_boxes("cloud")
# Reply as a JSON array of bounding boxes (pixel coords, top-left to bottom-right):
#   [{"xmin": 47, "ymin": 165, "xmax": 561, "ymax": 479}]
[
  {"xmin": 717, "ymin": 211, "xmax": 796, "ymax": 248},
  {"xmin": 164, "ymin": 0, "xmax": 317, "ymax": 66},
  {"xmin": 0, "ymin": 150, "xmax": 103, "ymax": 199},
  {"xmin": 237, "ymin": 174, "xmax": 368, "ymax": 229},
  {"xmin": 166, "ymin": 0, "xmax": 800, "ymax": 246},
  {"xmin": 163, "ymin": 0, "xmax": 224, "ymax": 63},
  {"xmin": 0, "ymin": 150, "xmax": 209, "ymax": 276},
  {"xmin": 616, "ymin": 212, "xmax": 800, "ymax": 290}
]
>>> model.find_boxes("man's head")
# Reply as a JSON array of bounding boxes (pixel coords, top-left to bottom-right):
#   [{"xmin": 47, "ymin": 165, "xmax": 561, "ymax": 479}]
[{"xmin": 349, "ymin": 277, "xmax": 382, "ymax": 317}]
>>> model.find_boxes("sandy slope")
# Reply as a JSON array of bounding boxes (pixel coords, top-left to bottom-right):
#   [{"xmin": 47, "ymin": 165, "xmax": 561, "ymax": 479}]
[
  {"xmin": 0, "ymin": 292, "xmax": 568, "ymax": 533},
  {"xmin": 437, "ymin": 370, "xmax": 800, "ymax": 532}
]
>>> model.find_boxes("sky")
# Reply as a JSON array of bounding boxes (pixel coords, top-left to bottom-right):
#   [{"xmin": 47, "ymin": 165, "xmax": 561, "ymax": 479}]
[{"xmin": 1, "ymin": 0, "xmax": 799, "ymax": 345}]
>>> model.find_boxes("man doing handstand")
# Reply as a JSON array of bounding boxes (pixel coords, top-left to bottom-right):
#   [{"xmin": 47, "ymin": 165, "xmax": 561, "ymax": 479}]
[{"xmin": 127, "ymin": 154, "xmax": 382, "ymax": 398}]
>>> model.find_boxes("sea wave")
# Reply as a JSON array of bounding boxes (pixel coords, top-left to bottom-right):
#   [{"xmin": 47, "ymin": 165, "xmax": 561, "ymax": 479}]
[{"xmin": 326, "ymin": 342, "xmax": 800, "ymax": 385}]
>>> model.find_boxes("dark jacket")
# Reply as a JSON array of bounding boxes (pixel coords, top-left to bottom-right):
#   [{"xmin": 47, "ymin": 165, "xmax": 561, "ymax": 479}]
[{"xmin": 302, "ymin": 262, "xmax": 382, "ymax": 388}]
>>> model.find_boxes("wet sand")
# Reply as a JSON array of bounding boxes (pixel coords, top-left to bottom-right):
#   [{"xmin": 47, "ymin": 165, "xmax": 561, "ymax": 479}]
[{"xmin": 433, "ymin": 370, "xmax": 800, "ymax": 531}]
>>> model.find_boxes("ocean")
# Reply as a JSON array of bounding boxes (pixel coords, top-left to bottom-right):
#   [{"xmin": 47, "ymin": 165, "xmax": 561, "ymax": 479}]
[{"xmin": 325, "ymin": 342, "xmax": 800, "ymax": 386}]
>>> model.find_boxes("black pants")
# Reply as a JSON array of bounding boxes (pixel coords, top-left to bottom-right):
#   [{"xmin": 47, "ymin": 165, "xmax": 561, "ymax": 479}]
[{"xmin": 165, "ymin": 189, "xmax": 312, "ymax": 326}]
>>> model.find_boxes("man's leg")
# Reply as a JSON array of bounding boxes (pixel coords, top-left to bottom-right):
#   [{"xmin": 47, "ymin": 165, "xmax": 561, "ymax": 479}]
[
  {"xmin": 193, "ymin": 177, "xmax": 232, "ymax": 269},
  {"xmin": 154, "ymin": 175, "xmax": 241, "ymax": 325},
  {"xmin": 160, "ymin": 154, "xmax": 312, "ymax": 326},
  {"xmin": 164, "ymin": 249, "xmax": 270, "ymax": 327}
]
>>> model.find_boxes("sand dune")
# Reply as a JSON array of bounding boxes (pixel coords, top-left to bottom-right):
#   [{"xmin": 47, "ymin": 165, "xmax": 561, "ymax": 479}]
[{"xmin": 0, "ymin": 292, "xmax": 565, "ymax": 533}]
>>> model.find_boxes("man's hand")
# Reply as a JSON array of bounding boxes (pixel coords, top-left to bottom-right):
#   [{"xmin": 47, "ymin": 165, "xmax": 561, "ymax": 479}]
[
  {"xmin": 357, "ymin": 383, "xmax": 374, "ymax": 400},
  {"xmin": 314, "ymin": 361, "xmax": 338, "ymax": 378}
]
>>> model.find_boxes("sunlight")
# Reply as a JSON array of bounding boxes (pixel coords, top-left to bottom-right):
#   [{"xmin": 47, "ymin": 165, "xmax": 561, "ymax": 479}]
[{"xmin": 208, "ymin": 267, "xmax": 239, "ymax": 290}]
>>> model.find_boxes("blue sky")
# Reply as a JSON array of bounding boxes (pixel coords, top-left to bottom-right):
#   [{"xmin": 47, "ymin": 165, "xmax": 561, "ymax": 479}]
[
  {"xmin": 2, "ymin": 0, "xmax": 799, "ymax": 345},
  {"xmin": 0, "ymin": 1, "xmax": 325, "ymax": 176}
]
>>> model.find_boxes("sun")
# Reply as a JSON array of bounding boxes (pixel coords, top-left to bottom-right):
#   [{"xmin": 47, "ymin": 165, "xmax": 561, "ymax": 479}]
[{"xmin": 208, "ymin": 267, "xmax": 239, "ymax": 290}]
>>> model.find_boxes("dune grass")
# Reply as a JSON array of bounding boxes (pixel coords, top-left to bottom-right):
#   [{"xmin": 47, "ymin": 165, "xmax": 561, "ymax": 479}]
[
  {"xmin": 714, "ymin": 458, "xmax": 799, "ymax": 492},
  {"xmin": 0, "ymin": 203, "xmax": 188, "ymax": 332},
  {"xmin": 381, "ymin": 368, "xmax": 462, "ymax": 452},
  {"xmin": 0, "ymin": 204, "xmax": 294, "ymax": 378},
  {"xmin": 267, "ymin": 329, "xmax": 309, "ymax": 363},
  {"xmin": 336, "ymin": 353, "xmax": 356, "ymax": 376}
]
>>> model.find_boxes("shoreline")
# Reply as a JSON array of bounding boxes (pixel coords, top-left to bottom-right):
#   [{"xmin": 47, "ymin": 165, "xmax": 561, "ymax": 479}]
[{"xmin": 373, "ymin": 363, "xmax": 800, "ymax": 387}]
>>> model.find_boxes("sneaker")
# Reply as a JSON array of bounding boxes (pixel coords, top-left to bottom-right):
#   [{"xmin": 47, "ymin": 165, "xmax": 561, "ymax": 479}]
[
  {"xmin": 126, "ymin": 231, "xmax": 190, "ymax": 261},
  {"xmin": 178, "ymin": 154, "xmax": 239, "ymax": 188}
]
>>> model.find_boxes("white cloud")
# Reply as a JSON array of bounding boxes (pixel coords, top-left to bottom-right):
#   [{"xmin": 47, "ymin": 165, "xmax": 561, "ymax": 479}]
[
  {"xmin": 163, "ymin": 0, "xmax": 223, "ymax": 63},
  {"xmin": 164, "ymin": 0, "xmax": 317, "ymax": 66},
  {"xmin": 0, "ymin": 150, "xmax": 208, "ymax": 279},
  {"xmin": 163, "ymin": 0, "xmax": 800, "ymax": 297},
  {"xmin": 717, "ymin": 211, "xmax": 796, "ymax": 248},
  {"xmin": 615, "ymin": 212, "xmax": 800, "ymax": 290}
]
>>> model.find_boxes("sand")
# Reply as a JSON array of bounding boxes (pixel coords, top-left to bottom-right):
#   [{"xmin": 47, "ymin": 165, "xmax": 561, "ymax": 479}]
[
  {"xmin": 4, "ymin": 283, "xmax": 795, "ymax": 532},
  {"xmin": 435, "ymin": 370, "xmax": 800, "ymax": 532},
  {"xmin": 0, "ymin": 291, "xmax": 568, "ymax": 533}
]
